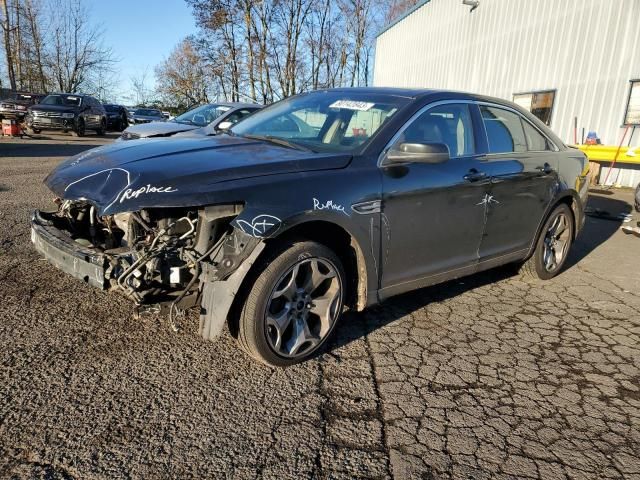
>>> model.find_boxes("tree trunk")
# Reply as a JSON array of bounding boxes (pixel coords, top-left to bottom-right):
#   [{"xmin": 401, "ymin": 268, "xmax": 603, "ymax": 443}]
[
  {"xmin": 242, "ymin": 0, "xmax": 256, "ymax": 101},
  {"xmin": 1, "ymin": 0, "xmax": 16, "ymax": 90},
  {"xmin": 25, "ymin": 0, "xmax": 46, "ymax": 92}
]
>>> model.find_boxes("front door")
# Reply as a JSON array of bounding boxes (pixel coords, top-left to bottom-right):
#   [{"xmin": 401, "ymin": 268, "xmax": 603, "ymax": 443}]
[
  {"xmin": 380, "ymin": 102, "xmax": 489, "ymax": 294},
  {"xmin": 477, "ymin": 105, "xmax": 557, "ymax": 261}
]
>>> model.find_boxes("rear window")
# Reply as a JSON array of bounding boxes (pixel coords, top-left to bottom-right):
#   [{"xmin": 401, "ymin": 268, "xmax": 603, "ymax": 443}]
[
  {"xmin": 522, "ymin": 121, "xmax": 551, "ymax": 151},
  {"xmin": 481, "ymin": 106, "xmax": 527, "ymax": 153}
]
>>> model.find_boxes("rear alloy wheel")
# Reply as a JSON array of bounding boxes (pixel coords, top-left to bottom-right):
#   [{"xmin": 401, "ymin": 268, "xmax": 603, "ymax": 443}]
[
  {"xmin": 521, "ymin": 203, "xmax": 574, "ymax": 280},
  {"xmin": 238, "ymin": 241, "xmax": 345, "ymax": 367}
]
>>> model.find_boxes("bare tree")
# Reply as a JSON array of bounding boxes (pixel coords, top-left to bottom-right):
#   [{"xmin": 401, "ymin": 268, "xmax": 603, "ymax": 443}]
[
  {"xmin": 0, "ymin": 0, "xmax": 16, "ymax": 89},
  {"xmin": 22, "ymin": 0, "xmax": 47, "ymax": 92},
  {"xmin": 150, "ymin": 0, "xmax": 409, "ymax": 104},
  {"xmin": 47, "ymin": 0, "xmax": 115, "ymax": 92},
  {"xmin": 384, "ymin": 0, "xmax": 420, "ymax": 24},
  {"xmin": 155, "ymin": 38, "xmax": 211, "ymax": 108},
  {"xmin": 128, "ymin": 68, "xmax": 154, "ymax": 106}
]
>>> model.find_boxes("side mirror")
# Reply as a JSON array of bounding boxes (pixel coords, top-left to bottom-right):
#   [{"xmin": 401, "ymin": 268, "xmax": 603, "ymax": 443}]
[
  {"xmin": 386, "ymin": 142, "xmax": 450, "ymax": 164},
  {"xmin": 217, "ymin": 120, "xmax": 233, "ymax": 131}
]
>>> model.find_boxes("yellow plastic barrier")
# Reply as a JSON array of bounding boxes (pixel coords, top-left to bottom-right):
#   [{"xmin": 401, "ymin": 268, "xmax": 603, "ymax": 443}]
[{"xmin": 575, "ymin": 144, "xmax": 640, "ymax": 165}]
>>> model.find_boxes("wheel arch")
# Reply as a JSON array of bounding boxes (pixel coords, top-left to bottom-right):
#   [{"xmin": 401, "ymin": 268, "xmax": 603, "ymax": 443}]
[
  {"xmin": 264, "ymin": 220, "xmax": 370, "ymax": 312},
  {"xmin": 527, "ymin": 190, "xmax": 581, "ymax": 259}
]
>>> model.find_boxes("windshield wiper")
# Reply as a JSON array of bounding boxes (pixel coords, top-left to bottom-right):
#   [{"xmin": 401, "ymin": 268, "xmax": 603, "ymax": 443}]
[{"xmin": 242, "ymin": 134, "xmax": 312, "ymax": 152}]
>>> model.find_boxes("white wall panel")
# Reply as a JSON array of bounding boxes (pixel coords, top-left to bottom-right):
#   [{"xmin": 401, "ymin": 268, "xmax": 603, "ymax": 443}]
[{"xmin": 374, "ymin": 0, "xmax": 640, "ymax": 149}]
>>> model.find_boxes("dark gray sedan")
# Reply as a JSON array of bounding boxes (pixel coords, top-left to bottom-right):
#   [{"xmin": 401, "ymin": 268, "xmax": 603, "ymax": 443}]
[
  {"xmin": 32, "ymin": 87, "xmax": 591, "ymax": 366},
  {"xmin": 119, "ymin": 102, "xmax": 261, "ymax": 141}
]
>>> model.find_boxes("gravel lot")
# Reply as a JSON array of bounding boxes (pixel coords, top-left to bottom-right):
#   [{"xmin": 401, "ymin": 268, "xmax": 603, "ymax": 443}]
[{"xmin": 1, "ymin": 134, "xmax": 639, "ymax": 479}]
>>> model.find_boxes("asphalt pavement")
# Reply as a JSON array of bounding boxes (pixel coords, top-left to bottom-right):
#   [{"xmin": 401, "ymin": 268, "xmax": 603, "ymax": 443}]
[{"xmin": 1, "ymin": 133, "xmax": 639, "ymax": 479}]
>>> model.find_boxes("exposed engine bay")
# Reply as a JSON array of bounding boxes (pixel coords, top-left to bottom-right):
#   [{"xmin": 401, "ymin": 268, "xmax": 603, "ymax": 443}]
[{"xmin": 35, "ymin": 199, "xmax": 260, "ymax": 320}]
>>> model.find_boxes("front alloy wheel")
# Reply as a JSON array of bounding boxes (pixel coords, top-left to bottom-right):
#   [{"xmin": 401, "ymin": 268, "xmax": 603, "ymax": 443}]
[
  {"xmin": 238, "ymin": 241, "xmax": 345, "ymax": 366},
  {"xmin": 266, "ymin": 257, "xmax": 341, "ymax": 358}
]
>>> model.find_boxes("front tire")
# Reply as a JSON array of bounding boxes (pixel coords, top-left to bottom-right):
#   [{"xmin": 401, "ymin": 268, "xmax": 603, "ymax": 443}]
[
  {"xmin": 238, "ymin": 241, "xmax": 345, "ymax": 367},
  {"xmin": 72, "ymin": 118, "xmax": 85, "ymax": 137},
  {"xmin": 521, "ymin": 203, "xmax": 574, "ymax": 280},
  {"xmin": 96, "ymin": 119, "xmax": 106, "ymax": 136}
]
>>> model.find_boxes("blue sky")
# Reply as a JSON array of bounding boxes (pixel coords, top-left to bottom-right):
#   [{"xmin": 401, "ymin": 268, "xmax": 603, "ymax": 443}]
[{"xmin": 90, "ymin": 0, "xmax": 196, "ymax": 102}]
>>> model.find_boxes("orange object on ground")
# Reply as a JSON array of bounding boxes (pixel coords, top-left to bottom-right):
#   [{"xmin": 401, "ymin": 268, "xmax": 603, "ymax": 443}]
[{"xmin": 2, "ymin": 119, "xmax": 21, "ymax": 137}]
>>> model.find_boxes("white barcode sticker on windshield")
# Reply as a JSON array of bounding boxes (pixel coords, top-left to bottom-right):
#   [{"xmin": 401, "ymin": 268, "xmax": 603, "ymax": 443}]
[{"xmin": 329, "ymin": 100, "xmax": 375, "ymax": 111}]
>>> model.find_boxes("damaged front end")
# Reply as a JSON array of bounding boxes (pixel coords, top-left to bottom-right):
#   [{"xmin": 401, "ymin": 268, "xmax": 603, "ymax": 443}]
[{"xmin": 31, "ymin": 200, "xmax": 262, "ymax": 335}]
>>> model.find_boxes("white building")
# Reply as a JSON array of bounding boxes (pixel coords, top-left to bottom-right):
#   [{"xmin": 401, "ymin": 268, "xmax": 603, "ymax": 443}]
[{"xmin": 374, "ymin": 0, "xmax": 640, "ymax": 185}]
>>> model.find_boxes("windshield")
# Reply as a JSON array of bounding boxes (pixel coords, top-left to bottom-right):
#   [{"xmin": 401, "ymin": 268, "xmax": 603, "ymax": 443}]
[
  {"xmin": 174, "ymin": 104, "xmax": 231, "ymax": 126},
  {"xmin": 231, "ymin": 91, "xmax": 408, "ymax": 152},
  {"xmin": 40, "ymin": 95, "xmax": 82, "ymax": 107},
  {"xmin": 134, "ymin": 108, "xmax": 162, "ymax": 116}
]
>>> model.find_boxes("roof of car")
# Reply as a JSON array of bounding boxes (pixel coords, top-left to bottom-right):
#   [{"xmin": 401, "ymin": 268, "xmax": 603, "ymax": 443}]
[
  {"xmin": 311, "ymin": 86, "xmax": 527, "ymax": 107},
  {"xmin": 215, "ymin": 102, "xmax": 263, "ymax": 108},
  {"xmin": 313, "ymin": 86, "xmax": 438, "ymax": 98},
  {"xmin": 45, "ymin": 93, "xmax": 95, "ymax": 98}
]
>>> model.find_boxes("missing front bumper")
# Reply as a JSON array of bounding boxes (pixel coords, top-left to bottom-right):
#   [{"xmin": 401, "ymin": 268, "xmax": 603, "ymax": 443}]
[{"xmin": 31, "ymin": 210, "xmax": 107, "ymax": 289}]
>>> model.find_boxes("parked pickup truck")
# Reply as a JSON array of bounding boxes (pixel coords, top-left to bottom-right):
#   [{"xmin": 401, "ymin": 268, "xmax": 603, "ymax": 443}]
[{"xmin": 0, "ymin": 92, "xmax": 44, "ymax": 121}]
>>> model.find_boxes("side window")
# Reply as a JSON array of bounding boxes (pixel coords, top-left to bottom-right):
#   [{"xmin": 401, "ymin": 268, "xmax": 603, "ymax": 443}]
[
  {"xmin": 225, "ymin": 109, "xmax": 253, "ymax": 125},
  {"xmin": 522, "ymin": 120, "xmax": 551, "ymax": 151},
  {"xmin": 481, "ymin": 106, "xmax": 527, "ymax": 153},
  {"xmin": 397, "ymin": 103, "xmax": 475, "ymax": 157},
  {"xmin": 263, "ymin": 115, "xmax": 300, "ymax": 133}
]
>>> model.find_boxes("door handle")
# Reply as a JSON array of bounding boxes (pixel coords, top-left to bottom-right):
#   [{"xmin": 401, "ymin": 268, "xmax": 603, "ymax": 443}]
[
  {"xmin": 463, "ymin": 169, "xmax": 487, "ymax": 182},
  {"xmin": 536, "ymin": 163, "xmax": 553, "ymax": 174}
]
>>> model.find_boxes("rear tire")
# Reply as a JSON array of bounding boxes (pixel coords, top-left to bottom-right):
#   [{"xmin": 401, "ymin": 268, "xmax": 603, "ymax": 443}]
[
  {"xmin": 520, "ymin": 203, "xmax": 574, "ymax": 280},
  {"xmin": 238, "ymin": 240, "xmax": 345, "ymax": 367}
]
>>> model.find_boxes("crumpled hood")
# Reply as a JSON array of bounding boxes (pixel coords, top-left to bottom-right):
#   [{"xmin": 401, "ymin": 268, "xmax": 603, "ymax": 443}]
[
  {"xmin": 125, "ymin": 121, "xmax": 197, "ymax": 138},
  {"xmin": 45, "ymin": 135, "xmax": 352, "ymax": 215}
]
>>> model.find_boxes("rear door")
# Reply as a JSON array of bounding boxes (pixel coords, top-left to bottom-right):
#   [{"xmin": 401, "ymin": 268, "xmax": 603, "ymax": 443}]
[{"xmin": 477, "ymin": 104, "xmax": 558, "ymax": 261}]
